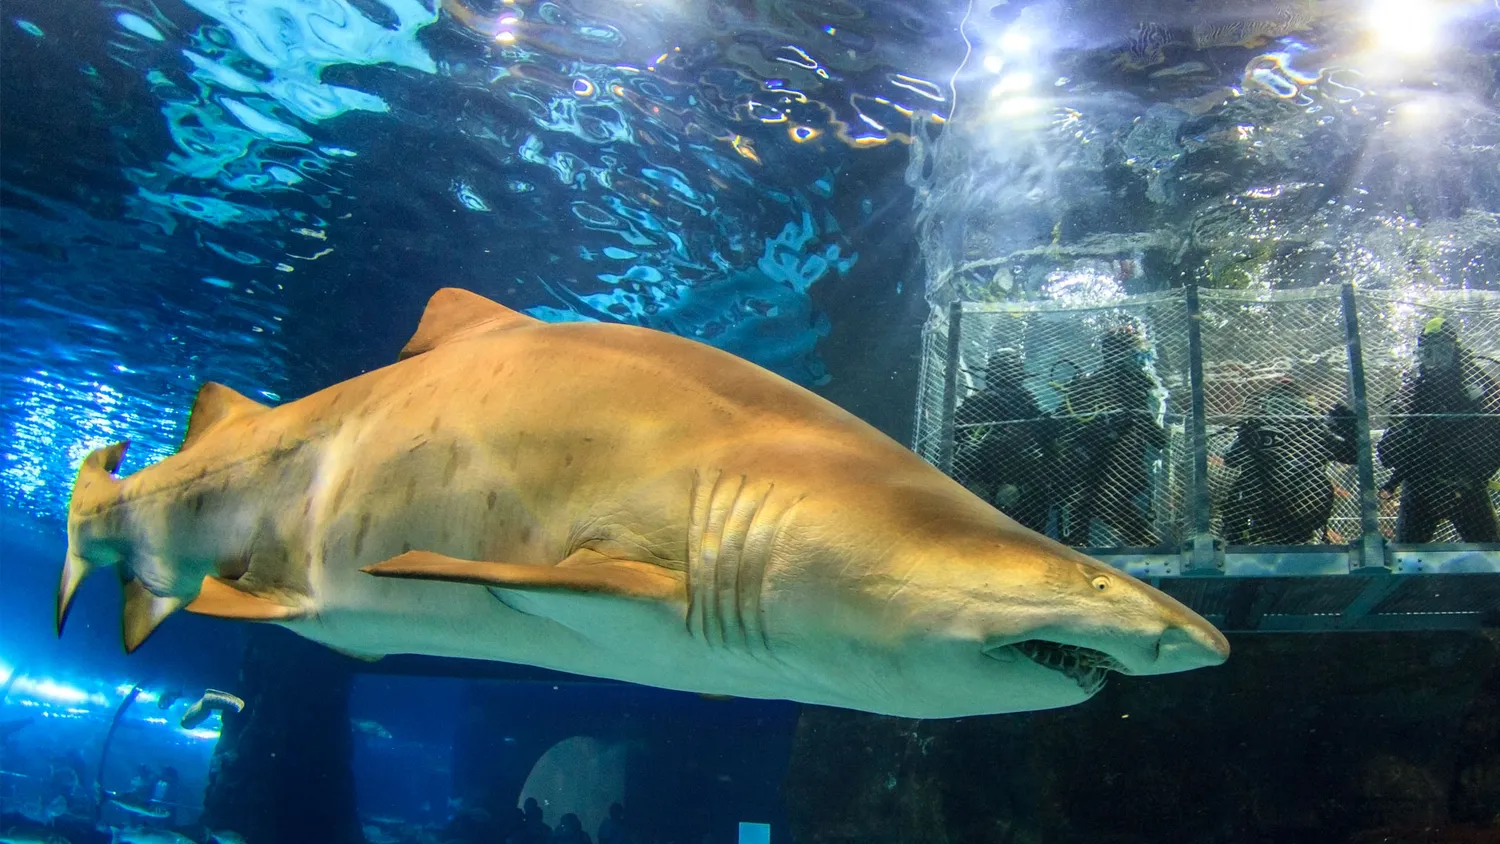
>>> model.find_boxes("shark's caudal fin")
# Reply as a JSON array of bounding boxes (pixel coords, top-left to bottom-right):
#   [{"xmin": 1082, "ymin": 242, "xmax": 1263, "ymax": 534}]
[
  {"xmin": 59, "ymin": 383, "xmax": 270, "ymax": 648},
  {"xmin": 181, "ymin": 382, "xmax": 269, "ymax": 451},
  {"xmin": 58, "ymin": 441, "xmax": 130, "ymax": 636},
  {"xmin": 398, "ymin": 288, "xmax": 540, "ymax": 361}
]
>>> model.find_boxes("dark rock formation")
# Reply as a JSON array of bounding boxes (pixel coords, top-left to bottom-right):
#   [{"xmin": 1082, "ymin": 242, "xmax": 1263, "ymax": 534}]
[
  {"xmin": 785, "ymin": 632, "xmax": 1500, "ymax": 844},
  {"xmin": 200, "ymin": 626, "xmax": 364, "ymax": 844}
]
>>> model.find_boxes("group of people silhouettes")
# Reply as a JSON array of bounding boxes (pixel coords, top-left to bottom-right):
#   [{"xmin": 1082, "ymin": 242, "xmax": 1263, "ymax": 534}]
[{"xmin": 954, "ymin": 316, "xmax": 1499, "ymax": 545}]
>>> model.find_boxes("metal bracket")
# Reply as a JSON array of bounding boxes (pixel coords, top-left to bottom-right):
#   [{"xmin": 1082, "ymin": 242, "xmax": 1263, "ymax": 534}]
[{"xmin": 1181, "ymin": 533, "xmax": 1225, "ymax": 575}]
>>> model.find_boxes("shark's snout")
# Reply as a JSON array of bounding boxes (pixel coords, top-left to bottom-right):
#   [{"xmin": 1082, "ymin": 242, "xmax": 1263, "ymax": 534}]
[{"xmin": 1151, "ymin": 622, "xmax": 1231, "ymax": 673}]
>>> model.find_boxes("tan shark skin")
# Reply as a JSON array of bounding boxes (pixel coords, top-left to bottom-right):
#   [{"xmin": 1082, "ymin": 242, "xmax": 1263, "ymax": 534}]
[{"xmin": 61, "ymin": 288, "xmax": 1228, "ymax": 718}]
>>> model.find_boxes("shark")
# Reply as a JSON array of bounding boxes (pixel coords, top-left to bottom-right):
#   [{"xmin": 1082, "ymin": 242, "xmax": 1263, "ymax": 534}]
[{"xmin": 58, "ymin": 288, "xmax": 1228, "ymax": 718}]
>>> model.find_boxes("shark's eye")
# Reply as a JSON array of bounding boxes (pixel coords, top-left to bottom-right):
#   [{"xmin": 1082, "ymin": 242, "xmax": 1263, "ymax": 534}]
[{"xmin": 1091, "ymin": 575, "xmax": 1112, "ymax": 592}]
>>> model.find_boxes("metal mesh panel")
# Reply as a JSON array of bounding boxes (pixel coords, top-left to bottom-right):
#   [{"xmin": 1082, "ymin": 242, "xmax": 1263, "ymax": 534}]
[
  {"xmin": 911, "ymin": 309, "xmax": 951, "ymax": 467},
  {"xmin": 1158, "ymin": 578, "xmax": 1239, "ymax": 620},
  {"xmin": 1197, "ymin": 288, "xmax": 1361, "ymax": 547},
  {"xmin": 1357, "ymin": 290, "xmax": 1500, "ymax": 545},
  {"xmin": 939, "ymin": 293, "xmax": 1191, "ymax": 548},
  {"xmin": 1260, "ymin": 577, "xmax": 1372, "ymax": 618},
  {"xmin": 1372, "ymin": 574, "xmax": 1500, "ymax": 616},
  {"xmin": 912, "ymin": 286, "xmax": 1500, "ymax": 558}
]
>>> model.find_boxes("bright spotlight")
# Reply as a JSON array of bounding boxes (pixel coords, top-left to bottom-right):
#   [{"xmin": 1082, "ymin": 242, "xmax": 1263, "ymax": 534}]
[
  {"xmin": 996, "ymin": 72, "xmax": 1034, "ymax": 94},
  {"xmin": 1365, "ymin": 0, "xmax": 1441, "ymax": 57},
  {"xmin": 999, "ymin": 29, "xmax": 1031, "ymax": 53}
]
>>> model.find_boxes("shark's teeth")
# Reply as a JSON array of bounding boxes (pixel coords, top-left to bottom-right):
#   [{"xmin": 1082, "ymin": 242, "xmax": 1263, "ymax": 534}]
[{"xmin": 1012, "ymin": 640, "xmax": 1118, "ymax": 695}]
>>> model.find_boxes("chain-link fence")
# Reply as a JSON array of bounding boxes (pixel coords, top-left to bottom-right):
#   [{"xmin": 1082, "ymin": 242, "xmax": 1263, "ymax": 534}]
[
  {"xmin": 913, "ymin": 286, "xmax": 1500, "ymax": 553},
  {"xmin": 1198, "ymin": 288, "xmax": 1361, "ymax": 547},
  {"xmin": 915, "ymin": 292, "xmax": 1191, "ymax": 549},
  {"xmin": 1358, "ymin": 290, "xmax": 1500, "ymax": 545}
]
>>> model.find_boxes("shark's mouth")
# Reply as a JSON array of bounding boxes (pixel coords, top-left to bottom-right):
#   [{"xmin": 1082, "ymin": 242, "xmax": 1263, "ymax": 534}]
[{"xmin": 1009, "ymin": 640, "xmax": 1120, "ymax": 695}]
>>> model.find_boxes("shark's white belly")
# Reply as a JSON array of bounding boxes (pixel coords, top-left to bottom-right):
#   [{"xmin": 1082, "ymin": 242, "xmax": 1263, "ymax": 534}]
[{"xmin": 282, "ymin": 555, "xmax": 837, "ymax": 704}]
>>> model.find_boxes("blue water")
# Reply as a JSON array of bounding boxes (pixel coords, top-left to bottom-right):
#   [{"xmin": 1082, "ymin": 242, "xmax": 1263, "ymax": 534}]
[{"xmin": 3, "ymin": 0, "xmax": 1499, "ymax": 842}]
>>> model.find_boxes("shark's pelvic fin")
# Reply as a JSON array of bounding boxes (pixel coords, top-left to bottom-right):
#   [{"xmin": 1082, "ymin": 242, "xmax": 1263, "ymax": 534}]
[
  {"xmin": 58, "ymin": 440, "xmax": 131, "ymax": 636},
  {"xmin": 326, "ymin": 645, "xmax": 385, "ymax": 663},
  {"xmin": 121, "ymin": 579, "xmax": 186, "ymax": 653},
  {"xmin": 361, "ymin": 550, "xmax": 682, "ymax": 602},
  {"xmin": 398, "ymin": 288, "xmax": 540, "ymax": 361},
  {"xmin": 181, "ymin": 382, "xmax": 270, "ymax": 450},
  {"xmin": 185, "ymin": 575, "xmax": 306, "ymax": 621}
]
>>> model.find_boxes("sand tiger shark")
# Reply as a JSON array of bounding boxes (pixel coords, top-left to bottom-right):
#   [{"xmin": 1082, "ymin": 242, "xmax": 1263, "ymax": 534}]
[{"xmin": 59, "ymin": 288, "xmax": 1228, "ymax": 718}]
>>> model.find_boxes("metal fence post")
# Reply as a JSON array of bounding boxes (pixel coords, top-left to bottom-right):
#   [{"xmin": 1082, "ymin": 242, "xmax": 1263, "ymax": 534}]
[
  {"xmin": 938, "ymin": 301, "xmax": 963, "ymax": 475},
  {"xmin": 1182, "ymin": 284, "xmax": 1221, "ymax": 573},
  {"xmin": 1340, "ymin": 283, "xmax": 1389, "ymax": 572}
]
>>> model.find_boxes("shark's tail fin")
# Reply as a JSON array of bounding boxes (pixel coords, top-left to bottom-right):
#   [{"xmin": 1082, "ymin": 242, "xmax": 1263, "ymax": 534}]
[{"xmin": 59, "ymin": 441, "xmax": 130, "ymax": 636}]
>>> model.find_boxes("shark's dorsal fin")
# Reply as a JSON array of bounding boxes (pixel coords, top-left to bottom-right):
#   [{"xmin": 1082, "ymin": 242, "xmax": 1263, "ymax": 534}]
[
  {"xmin": 362, "ymin": 550, "xmax": 681, "ymax": 602},
  {"xmin": 399, "ymin": 288, "xmax": 540, "ymax": 361},
  {"xmin": 185, "ymin": 575, "xmax": 306, "ymax": 621},
  {"xmin": 181, "ymin": 383, "xmax": 269, "ymax": 450}
]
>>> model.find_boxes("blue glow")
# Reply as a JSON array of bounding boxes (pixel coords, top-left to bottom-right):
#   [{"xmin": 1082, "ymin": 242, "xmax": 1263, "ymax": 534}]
[{"xmin": 11, "ymin": 676, "xmax": 109, "ymax": 708}]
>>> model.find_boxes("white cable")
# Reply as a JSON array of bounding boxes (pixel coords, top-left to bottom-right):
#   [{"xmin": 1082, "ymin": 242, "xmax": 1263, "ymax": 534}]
[{"xmin": 948, "ymin": 0, "xmax": 976, "ymax": 124}]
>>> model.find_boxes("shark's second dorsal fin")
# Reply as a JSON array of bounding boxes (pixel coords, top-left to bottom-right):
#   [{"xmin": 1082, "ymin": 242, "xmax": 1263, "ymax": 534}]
[
  {"xmin": 399, "ymin": 288, "xmax": 540, "ymax": 361},
  {"xmin": 181, "ymin": 383, "xmax": 269, "ymax": 451}
]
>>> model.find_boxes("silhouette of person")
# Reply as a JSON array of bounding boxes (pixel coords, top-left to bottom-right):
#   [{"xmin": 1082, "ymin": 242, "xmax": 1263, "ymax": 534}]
[
  {"xmin": 552, "ymin": 812, "xmax": 592, "ymax": 844},
  {"xmin": 952, "ymin": 348, "xmax": 1054, "ymax": 533},
  {"xmin": 1053, "ymin": 320, "xmax": 1168, "ymax": 546},
  {"xmin": 1378, "ymin": 317, "xmax": 1500, "ymax": 542},
  {"xmin": 597, "ymin": 802, "xmax": 629, "ymax": 844}
]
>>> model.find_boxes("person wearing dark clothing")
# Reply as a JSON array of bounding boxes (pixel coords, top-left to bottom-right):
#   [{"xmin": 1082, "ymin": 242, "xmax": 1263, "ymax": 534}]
[
  {"xmin": 951, "ymin": 348, "xmax": 1054, "ymax": 533},
  {"xmin": 1221, "ymin": 377, "xmax": 1360, "ymax": 545},
  {"xmin": 501, "ymin": 807, "xmax": 526, "ymax": 844},
  {"xmin": 1377, "ymin": 317, "xmax": 1500, "ymax": 542},
  {"xmin": 1053, "ymin": 321, "xmax": 1169, "ymax": 547},
  {"xmin": 512, "ymin": 797, "xmax": 552, "ymax": 844},
  {"xmin": 552, "ymin": 813, "xmax": 592, "ymax": 844},
  {"xmin": 597, "ymin": 802, "xmax": 629, "ymax": 844}
]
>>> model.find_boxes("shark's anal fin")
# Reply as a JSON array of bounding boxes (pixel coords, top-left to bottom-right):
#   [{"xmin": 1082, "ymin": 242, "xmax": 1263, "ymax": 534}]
[
  {"xmin": 181, "ymin": 383, "xmax": 270, "ymax": 450},
  {"xmin": 361, "ymin": 550, "xmax": 681, "ymax": 602},
  {"xmin": 185, "ymin": 575, "xmax": 305, "ymax": 621},
  {"xmin": 398, "ymin": 288, "xmax": 540, "ymax": 361}
]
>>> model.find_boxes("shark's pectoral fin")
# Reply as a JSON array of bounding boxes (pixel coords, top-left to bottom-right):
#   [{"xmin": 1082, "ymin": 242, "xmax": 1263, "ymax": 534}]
[
  {"xmin": 184, "ymin": 575, "xmax": 306, "ymax": 622},
  {"xmin": 361, "ymin": 550, "xmax": 682, "ymax": 602},
  {"xmin": 121, "ymin": 579, "xmax": 186, "ymax": 654}
]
